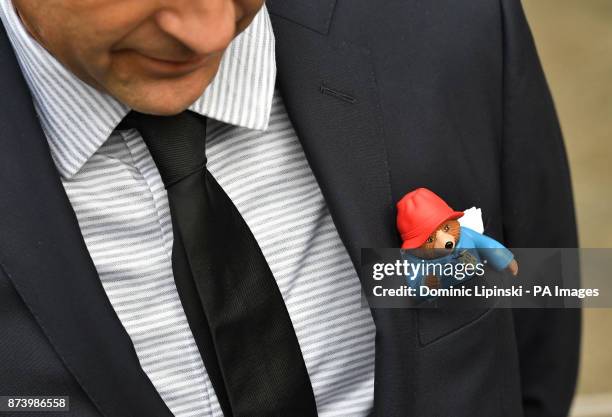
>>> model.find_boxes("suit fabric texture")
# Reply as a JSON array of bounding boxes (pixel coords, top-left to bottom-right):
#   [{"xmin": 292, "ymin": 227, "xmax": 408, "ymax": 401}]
[{"xmin": 0, "ymin": 1, "xmax": 579, "ymax": 416}]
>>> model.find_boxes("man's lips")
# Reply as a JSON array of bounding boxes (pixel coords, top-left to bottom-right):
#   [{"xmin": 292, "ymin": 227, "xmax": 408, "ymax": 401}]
[{"xmin": 127, "ymin": 51, "xmax": 211, "ymax": 77}]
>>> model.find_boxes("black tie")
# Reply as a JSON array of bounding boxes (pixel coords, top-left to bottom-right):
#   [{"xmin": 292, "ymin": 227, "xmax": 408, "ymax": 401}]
[{"xmin": 119, "ymin": 111, "xmax": 318, "ymax": 417}]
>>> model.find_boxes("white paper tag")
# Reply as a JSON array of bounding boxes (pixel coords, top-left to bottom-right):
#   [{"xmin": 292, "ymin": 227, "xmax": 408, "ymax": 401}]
[{"xmin": 458, "ymin": 207, "xmax": 484, "ymax": 234}]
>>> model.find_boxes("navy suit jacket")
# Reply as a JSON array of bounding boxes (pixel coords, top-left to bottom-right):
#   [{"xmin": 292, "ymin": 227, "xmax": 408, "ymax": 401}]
[{"xmin": 0, "ymin": 0, "xmax": 579, "ymax": 416}]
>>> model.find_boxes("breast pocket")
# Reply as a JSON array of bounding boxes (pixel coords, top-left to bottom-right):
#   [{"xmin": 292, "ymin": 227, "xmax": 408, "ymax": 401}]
[{"xmin": 416, "ymin": 268, "xmax": 505, "ymax": 346}]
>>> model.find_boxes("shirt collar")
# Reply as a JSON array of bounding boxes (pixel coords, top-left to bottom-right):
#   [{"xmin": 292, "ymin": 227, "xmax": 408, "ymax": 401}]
[{"xmin": 0, "ymin": 1, "xmax": 276, "ymax": 179}]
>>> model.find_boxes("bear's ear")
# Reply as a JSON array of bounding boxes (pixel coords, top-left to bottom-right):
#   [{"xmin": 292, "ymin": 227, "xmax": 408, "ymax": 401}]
[{"xmin": 458, "ymin": 207, "xmax": 484, "ymax": 233}]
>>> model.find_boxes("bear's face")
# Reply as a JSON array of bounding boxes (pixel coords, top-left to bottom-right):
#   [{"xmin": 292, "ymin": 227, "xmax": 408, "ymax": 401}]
[
  {"xmin": 421, "ymin": 219, "xmax": 461, "ymax": 249},
  {"xmin": 412, "ymin": 219, "xmax": 461, "ymax": 259}
]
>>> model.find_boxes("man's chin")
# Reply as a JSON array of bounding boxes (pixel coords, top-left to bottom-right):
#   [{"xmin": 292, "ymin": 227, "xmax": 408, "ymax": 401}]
[
  {"xmin": 120, "ymin": 88, "xmax": 204, "ymax": 116},
  {"xmin": 108, "ymin": 74, "xmax": 214, "ymax": 115},
  {"xmin": 129, "ymin": 99, "xmax": 198, "ymax": 116}
]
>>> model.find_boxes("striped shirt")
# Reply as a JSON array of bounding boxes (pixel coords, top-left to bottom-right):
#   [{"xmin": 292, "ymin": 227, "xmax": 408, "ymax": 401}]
[{"xmin": 0, "ymin": 3, "xmax": 376, "ymax": 416}]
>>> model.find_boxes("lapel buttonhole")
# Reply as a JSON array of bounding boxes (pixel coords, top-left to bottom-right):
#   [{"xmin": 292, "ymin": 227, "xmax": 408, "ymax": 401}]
[{"xmin": 320, "ymin": 85, "xmax": 357, "ymax": 104}]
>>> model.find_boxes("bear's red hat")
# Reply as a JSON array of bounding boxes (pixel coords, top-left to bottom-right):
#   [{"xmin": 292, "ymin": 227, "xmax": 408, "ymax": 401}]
[{"xmin": 396, "ymin": 188, "xmax": 464, "ymax": 249}]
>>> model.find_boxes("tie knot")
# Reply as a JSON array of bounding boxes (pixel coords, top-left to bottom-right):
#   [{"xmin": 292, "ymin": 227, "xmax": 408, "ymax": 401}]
[{"xmin": 118, "ymin": 111, "xmax": 207, "ymax": 187}]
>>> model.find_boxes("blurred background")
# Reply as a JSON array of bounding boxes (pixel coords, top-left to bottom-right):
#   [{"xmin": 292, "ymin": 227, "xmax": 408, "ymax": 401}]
[{"xmin": 522, "ymin": 1, "xmax": 612, "ymax": 416}]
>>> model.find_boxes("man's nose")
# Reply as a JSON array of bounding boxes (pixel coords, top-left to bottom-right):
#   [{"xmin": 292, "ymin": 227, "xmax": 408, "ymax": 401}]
[{"xmin": 155, "ymin": 1, "xmax": 236, "ymax": 56}]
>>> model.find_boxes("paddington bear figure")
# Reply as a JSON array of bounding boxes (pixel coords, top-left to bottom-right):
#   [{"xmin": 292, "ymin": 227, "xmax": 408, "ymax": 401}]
[{"xmin": 397, "ymin": 188, "xmax": 519, "ymax": 293}]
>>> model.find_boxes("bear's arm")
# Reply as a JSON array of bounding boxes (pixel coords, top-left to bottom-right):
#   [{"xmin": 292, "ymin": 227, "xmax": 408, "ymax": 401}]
[{"xmin": 463, "ymin": 227, "xmax": 514, "ymax": 271}]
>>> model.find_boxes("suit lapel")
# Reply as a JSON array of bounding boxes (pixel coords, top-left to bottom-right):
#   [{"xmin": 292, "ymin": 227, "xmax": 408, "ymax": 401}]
[
  {"xmin": 0, "ymin": 25, "xmax": 173, "ymax": 417},
  {"xmin": 268, "ymin": 7, "xmax": 400, "ymax": 269}
]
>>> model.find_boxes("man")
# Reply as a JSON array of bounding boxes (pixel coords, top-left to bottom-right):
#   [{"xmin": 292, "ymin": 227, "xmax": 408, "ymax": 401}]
[{"xmin": 0, "ymin": 0, "xmax": 579, "ymax": 416}]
